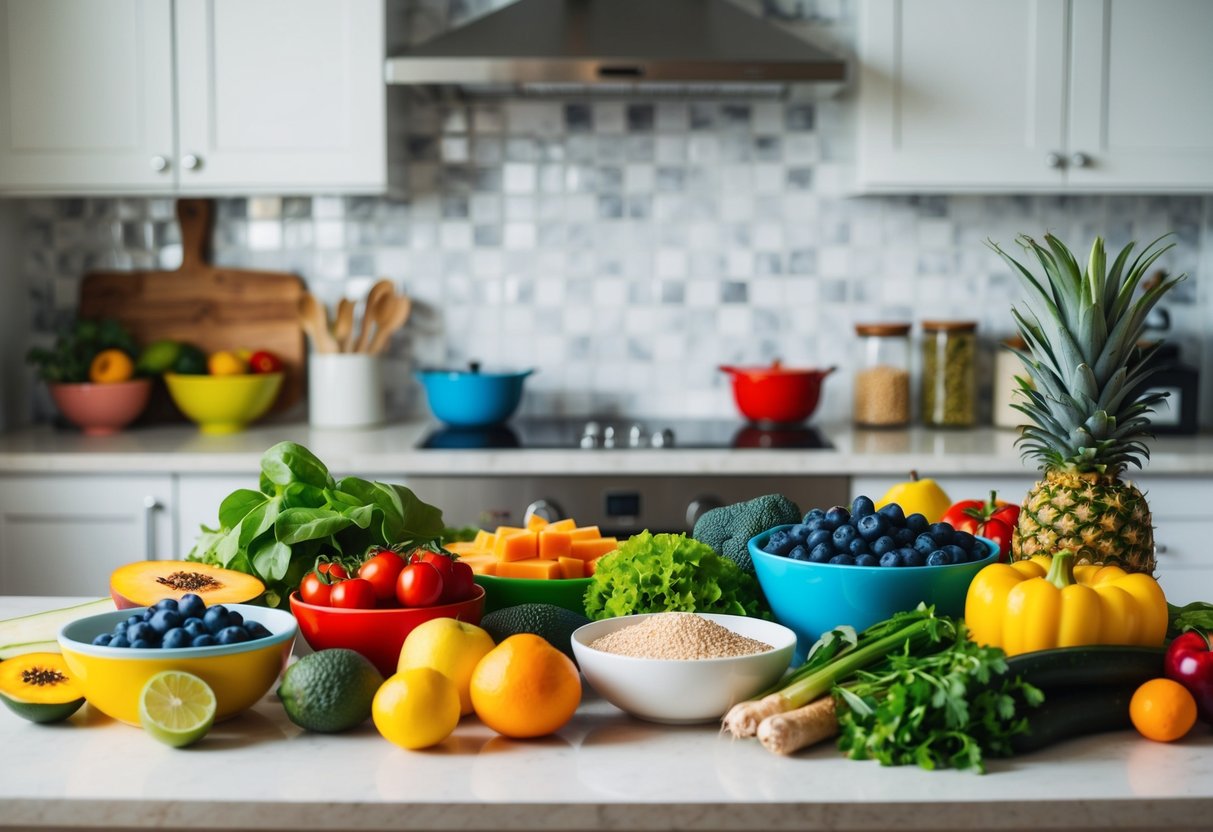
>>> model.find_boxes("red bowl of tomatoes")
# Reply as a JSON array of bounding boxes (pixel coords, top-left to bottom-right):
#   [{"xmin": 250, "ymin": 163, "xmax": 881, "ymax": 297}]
[{"xmin": 289, "ymin": 584, "xmax": 485, "ymax": 677}]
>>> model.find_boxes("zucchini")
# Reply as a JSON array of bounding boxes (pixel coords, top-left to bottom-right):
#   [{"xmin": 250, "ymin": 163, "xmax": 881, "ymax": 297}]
[
  {"xmin": 0, "ymin": 598, "xmax": 114, "ymax": 660},
  {"xmin": 1012, "ymin": 684, "xmax": 1136, "ymax": 754},
  {"xmin": 1007, "ymin": 645, "xmax": 1164, "ymax": 691}
]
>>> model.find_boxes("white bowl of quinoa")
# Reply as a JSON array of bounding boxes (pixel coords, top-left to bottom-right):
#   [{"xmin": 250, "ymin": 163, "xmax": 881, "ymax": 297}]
[{"xmin": 571, "ymin": 612, "xmax": 796, "ymax": 724}]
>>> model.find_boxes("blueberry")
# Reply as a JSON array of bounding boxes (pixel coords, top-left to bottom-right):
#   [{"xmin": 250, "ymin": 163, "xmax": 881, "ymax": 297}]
[
  {"xmin": 832, "ymin": 524, "xmax": 858, "ymax": 549},
  {"xmin": 895, "ymin": 527, "xmax": 916, "ymax": 545},
  {"xmin": 112, "ymin": 620, "xmax": 128, "ymax": 635},
  {"xmin": 788, "ymin": 545, "xmax": 811, "ymax": 561},
  {"xmin": 856, "ymin": 513, "xmax": 887, "ymax": 542},
  {"xmin": 140, "ymin": 609, "xmax": 155, "ymax": 622},
  {"xmin": 243, "ymin": 621, "xmax": 271, "ymax": 640},
  {"xmin": 952, "ymin": 530, "xmax": 977, "ymax": 552},
  {"xmin": 927, "ymin": 549, "xmax": 952, "ymax": 567},
  {"xmin": 855, "ymin": 554, "xmax": 880, "ymax": 567},
  {"xmin": 127, "ymin": 622, "xmax": 155, "ymax": 643},
  {"xmin": 162, "ymin": 628, "xmax": 191, "ymax": 649},
  {"xmin": 943, "ymin": 544, "xmax": 968, "ymax": 564},
  {"xmin": 879, "ymin": 551, "xmax": 902, "ymax": 568},
  {"xmin": 764, "ymin": 530, "xmax": 795, "ymax": 556},
  {"xmin": 848, "ymin": 537, "xmax": 869, "ymax": 557},
  {"xmin": 877, "ymin": 503, "xmax": 906, "ymax": 527},
  {"xmin": 226, "ymin": 610, "xmax": 244, "ymax": 628},
  {"xmin": 808, "ymin": 543, "xmax": 834, "ymax": 563},
  {"xmin": 906, "ymin": 513, "xmax": 929, "ymax": 534},
  {"xmin": 109, "ymin": 635, "xmax": 130, "ymax": 648},
  {"xmin": 126, "ymin": 615, "xmax": 142, "ymax": 629},
  {"xmin": 92, "ymin": 633, "xmax": 113, "ymax": 646},
  {"xmin": 130, "ymin": 639, "xmax": 154, "ymax": 649},
  {"xmin": 217, "ymin": 626, "xmax": 250, "ymax": 645},
  {"xmin": 806, "ymin": 528, "xmax": 833, "ymax": 551},
  {"xmin": 178, "ymin": 594, "xmax": 206, "ymax": 620},
  {"xmin": 803, "ymin": 508, "xmax": 825, "ymax": 526},
  {"xmin": 203, "ymin": 606, "xmax": 230, "ymax": 635},
  {"xmin": 900, "ymin": 547, "xmax": 926, "ymax": 567},
  {"xmin": 824, "ymin": 506, "xmax": 851, "ymax": 528},
  {"xmin": 851, "ymin": 495, "xmax": 876, "ymax": 519},
  {"xmin": 871, "ymin": 535, "xmax": 897, "ymax": 556},
  {"xmin": 914, "ymin": 534, "xmax": 938, "ymax": 555},
  {"xmin": 183, "ymin": 619, "xmax": 207, "ymax": 638},
  {"xmin": 929, "ymin": 523, "xmax": 955, "ymax": 545},
  {"xmin": 153, "ymin": 598, "xmax": 179, "ymax": 612},
  {"xmin": 828, "ymin": 554, "xmax": 856, "ymax": 566},
  {"xmin": 191, "ymin": 634, "xmax": 217, "ymax": 647},
  {"xmin": 149, "ymin": 609, "xmax": 182, "ymax": 634}
]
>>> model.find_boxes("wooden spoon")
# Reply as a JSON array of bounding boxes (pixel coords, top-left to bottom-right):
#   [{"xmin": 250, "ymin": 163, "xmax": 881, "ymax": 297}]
[
  {"xmin": 354, "ymin": 279, "xmax": 394, "ymax": 353},
  {"xmin": 333, "ymin": 298, "xmax": 355, "ymax": 352},
  {"xmin": 368, "ymin": 294, "xmax": 412, "ymax": 355},
  {"xmin": 298, "ymin": 293, "xmax": 338, "ymax": 354}
]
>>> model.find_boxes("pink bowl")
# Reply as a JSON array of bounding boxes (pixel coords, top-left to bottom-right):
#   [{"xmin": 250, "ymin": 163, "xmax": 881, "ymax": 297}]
[{"xmin": 48, "ymin": 379, "xmax": 152, "ymax": 435}]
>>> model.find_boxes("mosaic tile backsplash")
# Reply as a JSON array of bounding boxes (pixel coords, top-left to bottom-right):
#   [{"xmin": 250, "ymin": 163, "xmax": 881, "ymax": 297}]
[{"xmin": 16, "ymin": 0, "xmax": 1213, "ymax": 425}]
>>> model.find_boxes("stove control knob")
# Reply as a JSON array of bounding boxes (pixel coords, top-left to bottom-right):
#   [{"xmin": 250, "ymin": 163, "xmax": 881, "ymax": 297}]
[
  {"xmin": 579, "ymin": 421, "xmax": 602, "ymax": 449},
  {"xmin": 524, "ymin": 499, "xmax": 565, "ymax": 525},
  {"xmin": 602, "ymin": 425, "xmax": 616, "ymax": 449},
  {"xmin": 685, "ymin": 495, "xmax": 723, "ymax": 530},
  {"xmin": 627, "ymin": 424, "xmax": 645, "ymax": 448},
  {"xmin": 650, "ymin": 428, "xmax": 675, "ymax": 448}
]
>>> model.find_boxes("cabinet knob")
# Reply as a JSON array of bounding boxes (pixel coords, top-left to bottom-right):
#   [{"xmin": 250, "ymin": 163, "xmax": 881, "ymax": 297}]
[
  {"xmin": 182, "ymin": 153, "xmax": 203, "ymax": 171},
  {"xmin": 685, "ymin": 496, "xmax": 723, "ymax": 530},
  {"xmin": 150, "ymin": 155, "xmax": 170, "ymax": 173},
  {"xmin": 1045, "ymin": 152, "xmax": 1065, "ymax": 169},
  {"xmin": 1070, "ymin": 152, "xmax": 1092, "ymax": 168}
]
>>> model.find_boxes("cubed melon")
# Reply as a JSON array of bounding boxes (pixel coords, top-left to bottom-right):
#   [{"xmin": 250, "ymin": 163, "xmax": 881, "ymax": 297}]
[
  {"xmin": 546, "ymin": 518, "xmax": 577, "ymax": 532},
  {"xmin": 494, "ymin": 531, "xmax": 538, "ymax": 562},
  {"xmin": 472, "ymin": 529, "xmax": 497, "ymax": 550},
  {"xmin": 525, "ymin": 514, "xmax": 549, "ymax": 532},
  {"xmin": 494, "ymin": 526, "xmax": 525, "ymax": 538},
  {"xmin": 557, "ymin": 557, "xmax": 584, "ymax": 579},
  {"xmin": 496, "ymin": 559, "xmax": 562, "ymax": 580},
  {"xmin": 585, "ymin": 557, "xmax": 600, "ymax": 576},
  {"xmin": 538, "ymin": 531, "xmax": 572, "ymax": 560},
  {"xmin": 445, "ymin": 541, "xmax": 480, "ymax": 556},
  {"xmin": 569, "ymin": 525, "xmax": 602, "ymax": 541},
  {"xmin": 459, "ymin": 554, "xmax": 498, "ymax": 576},
  {"xmin": 570, "ymin": 537, "xmax": 617, "ymax": 561}
]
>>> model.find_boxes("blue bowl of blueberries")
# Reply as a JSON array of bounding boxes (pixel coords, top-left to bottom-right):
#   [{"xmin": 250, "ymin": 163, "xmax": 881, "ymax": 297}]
[
  {"xmin": 58, "ymin": 595, "xmax": 297, "ymax": 726},
  {"xmin": 749, "ymin": 496, "xmax": 998, "ymax": 661}
]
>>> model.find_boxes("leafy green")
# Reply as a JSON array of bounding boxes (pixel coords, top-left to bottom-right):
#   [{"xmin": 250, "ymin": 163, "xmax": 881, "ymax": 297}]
[
  {"xmin": 26, "ymin": 318, "xmax": 138, "ymax": 382},
  {"xmin": 188, "ymin": 442, "xmax": 446, "ymax": 607},
  {"xmin": 440, "ymin": 526, "xmax": 481, "ymax": 544},
  {"xmin": 1168, "ymin": 601, "xmax": 1213, "ymax": 640},
  {"xmin": 835, "ymin": 622, "xmax": 1044, "ymax": 773},
  {"xmin": 582, "ymin": 531, "xmax": 761, "ymax": 620}
]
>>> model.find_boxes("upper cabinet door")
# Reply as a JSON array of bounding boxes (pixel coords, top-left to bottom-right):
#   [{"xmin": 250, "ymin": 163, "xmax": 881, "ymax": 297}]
[
  {"xmin": 1068, "ymin": 0, "xmax": 1213, "ymax": 192},
  {"xmin": 173, "ymin": 0, "xmax": 386, "ymax": 194},
  {"xmin": 858, "ymin": 0, "xmax": 1069, "ymax": 192},
  {"xmin": 0, "ymin": 0, "xmax": 175, "ymax": 194}
]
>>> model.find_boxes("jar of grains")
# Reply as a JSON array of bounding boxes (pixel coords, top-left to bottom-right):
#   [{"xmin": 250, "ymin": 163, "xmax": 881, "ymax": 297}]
[
  {"xmin": 921, "ymin": 320, "xmax": 977, "ymax": 428},
  {"xmin": 853, "ymin": 323, "xmax": 911, "ymax": 428}
]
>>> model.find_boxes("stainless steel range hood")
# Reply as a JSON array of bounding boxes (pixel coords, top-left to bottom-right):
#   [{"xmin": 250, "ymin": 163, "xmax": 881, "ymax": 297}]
[{"xmin": 385, "ymin": 0, "xmax": 847, "ymax": 97}]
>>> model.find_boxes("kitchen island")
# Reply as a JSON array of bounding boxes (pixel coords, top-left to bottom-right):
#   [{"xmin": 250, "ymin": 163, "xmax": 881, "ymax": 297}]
[{"xmin": 3, "ymin": 597, "xmax": 1212, "ymax": 832}]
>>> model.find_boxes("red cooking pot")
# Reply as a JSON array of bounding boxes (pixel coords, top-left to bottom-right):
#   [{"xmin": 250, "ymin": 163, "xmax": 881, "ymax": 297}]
[{"xmin": 719, "ymin": 361, "xmax": 835, "ymax": 425}]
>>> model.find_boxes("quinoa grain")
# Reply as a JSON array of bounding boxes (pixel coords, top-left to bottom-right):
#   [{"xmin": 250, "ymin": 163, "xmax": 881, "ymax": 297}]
[{"xmin": 589, "ymin": 613, "xmax": 772, "ymax": 660}]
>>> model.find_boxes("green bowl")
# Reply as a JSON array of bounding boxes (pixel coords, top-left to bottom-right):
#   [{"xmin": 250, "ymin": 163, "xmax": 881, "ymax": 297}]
[{"xmin": 473, "ymin": 574, "xmax": 592, "ymax": 616}]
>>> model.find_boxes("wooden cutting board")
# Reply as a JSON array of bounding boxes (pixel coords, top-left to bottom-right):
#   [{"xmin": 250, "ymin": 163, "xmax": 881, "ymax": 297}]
[{"xmin": 80, "ymin": 199, "xmax": 306, "ymax": 417}]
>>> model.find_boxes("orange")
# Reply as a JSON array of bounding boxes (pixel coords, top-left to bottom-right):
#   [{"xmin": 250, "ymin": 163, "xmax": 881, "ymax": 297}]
[
  {"xmin": 207, "ymin": 350, "xmax": 248, "ymax": 376},
  {"xmin": 469, "ymin": 634, "xmax": 580, "ymax": 738},
  {"xmin": 89, "ymin": 349, "xmax": 135, "ymax": 384},
  {"xmin": 1130, "ymin": 678, "xmax": 1197, "ymax": 743}
]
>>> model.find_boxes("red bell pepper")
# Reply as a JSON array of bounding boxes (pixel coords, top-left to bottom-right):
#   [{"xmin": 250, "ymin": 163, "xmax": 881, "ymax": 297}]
[
  {"xmin": 940, "ymin": 491, "xmax": 1020, "ymax": 562},
  {"xmin": 1165, "ymin": 629, "xmax": 1213, "ymax": 724}
]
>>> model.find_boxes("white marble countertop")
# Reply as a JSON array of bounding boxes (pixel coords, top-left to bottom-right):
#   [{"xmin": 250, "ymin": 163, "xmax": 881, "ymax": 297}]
[
  {"xmin": 2, "ymin": 597, "xmax": 1213, "ymax": 832},
  {"xmin": 2, "ymin": 420, "xmax": 1212, "ymax": 477}
]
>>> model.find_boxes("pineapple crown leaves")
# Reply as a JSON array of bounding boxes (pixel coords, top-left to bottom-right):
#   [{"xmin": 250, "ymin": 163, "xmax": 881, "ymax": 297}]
[{"xmin": 987, "ymin": 233, "xmax": 1186, "ymax": 476}]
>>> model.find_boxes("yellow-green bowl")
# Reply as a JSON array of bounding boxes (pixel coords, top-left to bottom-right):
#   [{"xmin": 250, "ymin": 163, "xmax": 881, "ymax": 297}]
[
  {"xmin": 58, "ymin": 604, "xmax": 296, "ymax": 726},
  {"xmin": 163, "ymin": 372, "xmax": 283, "ymax": 434}
]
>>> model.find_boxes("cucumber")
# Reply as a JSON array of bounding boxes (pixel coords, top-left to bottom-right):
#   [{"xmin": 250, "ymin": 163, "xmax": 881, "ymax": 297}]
[
  {"xmin": 1011, "ymin": 684, "xmax": 1136, "ymax": 754},
  {"xmin": 0, "ymin": 598, "xmax": 114, "ymax": 660},
  {"xmin": 1007, "ymin": 645, "xmax": 1164, "ymax": 691}
]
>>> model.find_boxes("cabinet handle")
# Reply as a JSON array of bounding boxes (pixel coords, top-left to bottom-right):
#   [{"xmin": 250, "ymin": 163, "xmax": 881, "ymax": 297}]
[
  {"xmin": 1045, "ymin": 152, "xmax": 1065, "ymax": 169},
  {"xmin": 150, "ymin": 155, "xmax": 170, "ymax": 173},
  {"xmin": 182, "ymin": 153, "xmax": 202, "ymax": 171},
  {"xmin": 1155, "ymin": 543, "xmax": 1168, "ymax": 555},
  {"xmin": 1070, "ymin": 152, "xmax": 1092, "ymax": 168},
  {"xmin": 143, "ymin": 496, "xmax": 162, "ymax": 561}
]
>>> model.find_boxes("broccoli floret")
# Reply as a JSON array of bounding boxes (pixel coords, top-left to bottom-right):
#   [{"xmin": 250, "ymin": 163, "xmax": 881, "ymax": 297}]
[{"xmin": 692, "ymin": 493, "xmax": 801, "ymax": 573}]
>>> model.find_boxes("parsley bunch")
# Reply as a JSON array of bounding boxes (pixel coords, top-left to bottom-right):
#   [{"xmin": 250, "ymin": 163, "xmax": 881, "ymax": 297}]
[{"xmin": 835, "ymin": 623, "xmax": 1044, "ymax": 773}]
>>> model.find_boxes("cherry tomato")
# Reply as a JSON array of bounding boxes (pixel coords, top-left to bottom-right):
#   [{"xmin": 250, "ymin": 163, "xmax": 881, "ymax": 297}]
[
  {"xmin": 396, "ymin": 562, "xmax": 444, "ymax": 608},
  {"xmin": 318, "ymin": 561, "xmax": 348, "ymax": 580},
  {"xmin": 330, "ymin": 577, "xmax": 376, "ymax": 609},
  {"xmin": 299, "ymin": 571, "xmax": 332, "ymax": 606},
  {"xmin": 415, "ymin": 550, "xmax": 455, "ymax": 585},
  {"xmin": 248, "ymin": 350, "xmax": 284, "ymax": 374},
  {"xmin": 358, "ymin": 549, "xmax": 407, "ymax": 602},
  {"xmin": 444, "ymin": 560, "xmax": 476, "ymax": 603}
]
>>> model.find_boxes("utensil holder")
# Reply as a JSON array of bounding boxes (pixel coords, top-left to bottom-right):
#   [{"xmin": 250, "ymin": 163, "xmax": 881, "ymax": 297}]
[{"xmin": 308, "ymin": 354, "xmax": 384, "ymax": 428}]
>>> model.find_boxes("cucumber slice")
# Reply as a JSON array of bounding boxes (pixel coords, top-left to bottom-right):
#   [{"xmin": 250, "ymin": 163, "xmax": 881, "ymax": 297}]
[{"xmin": 0, "ymin": 598, "xmax": 114, "ymax": 658}]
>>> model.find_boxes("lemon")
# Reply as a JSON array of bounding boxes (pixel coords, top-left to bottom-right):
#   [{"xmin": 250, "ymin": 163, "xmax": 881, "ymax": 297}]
[
  {"xmin": 139, "ymin": 670, "xmax": 216, "ymax": 748},
  {"xmin": 207, "ymin": 350, "xmax": 248, "ymax": 376},
  {"xmin": 397, "ymin": 618, "xmax": 495, "ymax": 715},
  {"xmin": 372, "ymin": 668, "xmax": 460, "ymax": 750}
]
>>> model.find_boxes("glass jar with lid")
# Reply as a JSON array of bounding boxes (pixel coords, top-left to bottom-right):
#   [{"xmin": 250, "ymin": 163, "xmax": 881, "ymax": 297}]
[
  {"xmin": 921, "ymin": 320, "xmax": 977, "ymax": 428},
  {"xmin": 853, "ymin": 323, "xmax": 912, "ymax": 428}
]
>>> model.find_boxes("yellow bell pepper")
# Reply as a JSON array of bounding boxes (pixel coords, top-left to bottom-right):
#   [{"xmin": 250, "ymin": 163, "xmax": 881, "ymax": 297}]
[{"xmin": 964, "ymin": 549, "xmax": 1167, "ymax": 656}]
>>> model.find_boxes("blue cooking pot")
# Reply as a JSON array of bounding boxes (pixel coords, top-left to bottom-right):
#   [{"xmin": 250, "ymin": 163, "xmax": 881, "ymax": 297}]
[{"xmin": 415, "ymin": 362, "xmax": 533, "ymax": 427}]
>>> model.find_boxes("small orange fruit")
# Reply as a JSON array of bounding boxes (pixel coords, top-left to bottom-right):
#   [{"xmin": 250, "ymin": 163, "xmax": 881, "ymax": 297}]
[
  {"xmin": 207, "ymin": 350, "xmax": 247, "ymax": 376},
  {"xmin": 1130, "ymin": 678, "xmax": 1197, "ymax": 743},
  {"xmin": 89, "ymin": 349, "xmax": 135, "ymax": 384},
  {"xmin": 469, "ymin": 634, "xmax": 580, "ymax": 739}
]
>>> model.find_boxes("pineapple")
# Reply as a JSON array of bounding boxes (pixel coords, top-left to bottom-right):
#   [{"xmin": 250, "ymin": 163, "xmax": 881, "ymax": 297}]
[{"xmin": 989, "ymin": 233, "xmax": 1185, "ymax": 574}]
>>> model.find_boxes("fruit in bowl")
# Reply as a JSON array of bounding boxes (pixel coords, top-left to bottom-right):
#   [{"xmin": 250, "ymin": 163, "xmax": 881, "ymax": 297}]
[
  {"xmin": 164, "ymin": 370, "xmax": 282, "ymax": 433},
  {"xmin": 748, "ymin": 496, "xmax": 998, "ymax": 659},
  {"xmin": 46, "ymin": 378, "xmax": 152, "ymax": 436}
]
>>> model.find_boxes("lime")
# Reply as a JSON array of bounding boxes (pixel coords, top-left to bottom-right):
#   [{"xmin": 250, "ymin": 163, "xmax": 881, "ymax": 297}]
[
  {"xmin": 277, "ymin": 649, "xmax": 383, "ymax": 733},
  {"xmin": 171, "ymin": 344, "xmax": 208, "ymax": 375},
  {"xmin": 138, "ymin": 670, "xmax": 216, "ymax": 748},
  {"xmin": 135, "ymin": 339, "xmax": 183, "ymax": 375}
]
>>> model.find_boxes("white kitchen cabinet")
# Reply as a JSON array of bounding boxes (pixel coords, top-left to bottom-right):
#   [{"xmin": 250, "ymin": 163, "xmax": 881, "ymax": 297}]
[
  {"xmin": 0, "ymin": 0, "xmax": 385, "ymax": 196},
  {"xmin": 0, "ymin": 475, "xmax": 173, "ymax": 596},
  {"xmin": 858, "ymin": 0, "xmax": 1213, "ymax": 192},
  {"xmin": 175, "ymin": 474, "xmax": 253, "ymax": 559}
]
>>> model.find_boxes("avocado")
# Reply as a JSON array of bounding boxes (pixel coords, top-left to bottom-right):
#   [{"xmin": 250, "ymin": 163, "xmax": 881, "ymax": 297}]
[
  {"xmin": 480, "ymin": 603, "xmax": 591, "ymax": 665},
  {"xmin": 135, "ymin": 339, "xmax": 183, "ymax": 375}
]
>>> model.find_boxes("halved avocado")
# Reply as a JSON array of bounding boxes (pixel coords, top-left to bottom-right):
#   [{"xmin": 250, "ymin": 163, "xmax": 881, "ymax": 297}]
[
  {"xmin": 0, "ymin": 653, "xmax": 85, "ymax": 724},
  {"xmin": 110, "ymin": 560, "xmax": 265, "ymax": 609}
]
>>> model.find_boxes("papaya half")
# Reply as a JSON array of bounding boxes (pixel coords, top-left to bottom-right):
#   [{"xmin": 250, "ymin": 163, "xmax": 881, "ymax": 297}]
[
  {"xmin": 0, "ymin": 652, "xmax": 85, "ymax": 723},
  {"xmin": 110, "ymin": 561, "xmax": 264, "ymax": 609}
]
